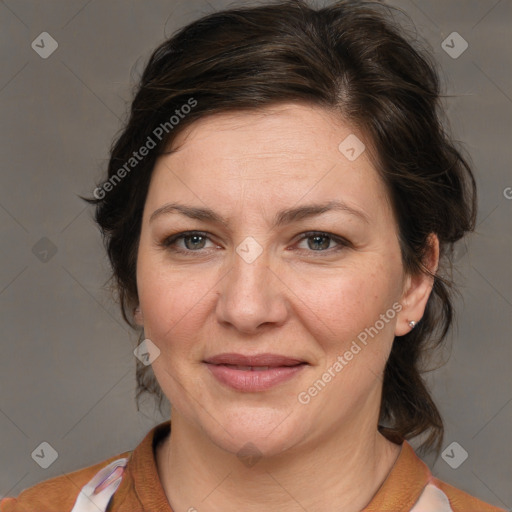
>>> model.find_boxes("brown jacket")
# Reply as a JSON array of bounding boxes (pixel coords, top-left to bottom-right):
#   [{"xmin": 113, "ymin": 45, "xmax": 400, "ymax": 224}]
[{"xmin": 1, "ymin": 420, "xmax": 505, "ymax": 511}]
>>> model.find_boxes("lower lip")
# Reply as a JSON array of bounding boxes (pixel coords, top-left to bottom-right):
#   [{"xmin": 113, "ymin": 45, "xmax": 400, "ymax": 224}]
[{"xmin": 205, "ymin": 363, "xmax": 307, "ymax": 392}]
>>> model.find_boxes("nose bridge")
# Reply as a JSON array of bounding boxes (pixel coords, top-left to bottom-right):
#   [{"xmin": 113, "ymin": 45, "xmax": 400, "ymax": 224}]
[{"xmin": 216, "ymin": 239, "xmax": 287, "ymax": 332}]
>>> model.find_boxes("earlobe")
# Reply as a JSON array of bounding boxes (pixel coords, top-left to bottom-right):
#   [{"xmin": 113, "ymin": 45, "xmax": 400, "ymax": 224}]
[
  {"xmin": 395, "ymin": 234, "xmax": 439, "ymax": 336},
  {"xmin": 134, "ymin": 305, "xmax": 144, "ymax": 326}
]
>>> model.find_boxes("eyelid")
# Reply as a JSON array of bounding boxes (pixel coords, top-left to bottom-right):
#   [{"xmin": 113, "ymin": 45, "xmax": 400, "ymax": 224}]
[{"xmin": 161, "ymin": 231, "xmax": 215, "ymax": 249}]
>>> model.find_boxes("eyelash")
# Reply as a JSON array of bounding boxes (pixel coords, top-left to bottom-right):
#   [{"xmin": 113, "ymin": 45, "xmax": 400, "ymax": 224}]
[{"xmin": 160, "ymin": 231, "xmax": 350, "ymax": 256}]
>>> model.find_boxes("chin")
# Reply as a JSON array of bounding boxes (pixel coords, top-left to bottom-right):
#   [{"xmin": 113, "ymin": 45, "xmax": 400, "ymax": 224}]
[{"xmin": 198, "ymin": 404, "xmax": 311, "ymax": 459}]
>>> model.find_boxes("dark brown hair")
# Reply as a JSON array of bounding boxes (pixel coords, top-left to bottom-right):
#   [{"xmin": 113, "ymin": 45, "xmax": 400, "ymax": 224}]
[{"xmin": 83, "ymin": 0, "xmax": 476, "ymax": 455}]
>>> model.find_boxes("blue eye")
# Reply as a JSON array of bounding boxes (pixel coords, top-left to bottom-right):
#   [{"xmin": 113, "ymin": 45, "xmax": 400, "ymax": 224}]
[
  {"xmin": 296, "ymin": 232, "xmax": 347, "ymax": 252},
  {"xmin": 179, "ymin": 233, "xmax": 208, "ymax": 250},
  {"xmin": 162, "ymin": 232, "xmax": 213, "ymax": 252}
]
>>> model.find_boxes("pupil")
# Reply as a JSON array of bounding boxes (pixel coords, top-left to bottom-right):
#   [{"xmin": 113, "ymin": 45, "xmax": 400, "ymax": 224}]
[
  {"xmin": 310, "ymin": 235, "xmax": 329, "ymax": 251},
  {"xmin": 186, "ymin": 235, "xmax": 205, "ymax": 250}
]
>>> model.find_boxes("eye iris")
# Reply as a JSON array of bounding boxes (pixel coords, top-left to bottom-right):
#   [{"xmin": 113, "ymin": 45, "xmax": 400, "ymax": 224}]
[
  {"xmin": 185, "ymin": 235, "xmax": 206, "ymax": 250},
  {"xmin": 308, "ymin": 235, "xmax": 330, "ymax": 251}
]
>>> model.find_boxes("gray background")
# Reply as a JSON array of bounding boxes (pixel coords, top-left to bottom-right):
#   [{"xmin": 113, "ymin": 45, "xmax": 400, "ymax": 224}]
[{"xmin": 0, "ymin": 0, "xmax": 510, "ymax": 508}]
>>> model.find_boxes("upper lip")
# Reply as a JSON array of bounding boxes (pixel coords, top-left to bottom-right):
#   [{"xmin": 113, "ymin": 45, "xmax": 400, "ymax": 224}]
[{"xmin": 204, "ymin": 353, "xmax": 306, "ymax": 367}]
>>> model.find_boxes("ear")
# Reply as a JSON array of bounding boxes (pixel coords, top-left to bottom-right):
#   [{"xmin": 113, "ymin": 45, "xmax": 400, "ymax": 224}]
[
  {"xmin": 133, "ymin": 305, "xmax": 144, "ymax": 326},
  {"xmin": 395, "ymin": 233, "xmax": 439, "ymax": 336}
]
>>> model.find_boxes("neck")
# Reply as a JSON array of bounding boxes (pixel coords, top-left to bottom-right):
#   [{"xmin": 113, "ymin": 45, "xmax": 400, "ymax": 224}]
[{"xmin": 156, "ymin": 412, "xmax": 401, "ymax": 512}]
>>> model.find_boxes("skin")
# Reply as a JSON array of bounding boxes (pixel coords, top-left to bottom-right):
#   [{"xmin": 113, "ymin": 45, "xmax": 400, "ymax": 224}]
[{"xmin": 134, "ymin": 102, "xmax": 439, "ymax": 512}]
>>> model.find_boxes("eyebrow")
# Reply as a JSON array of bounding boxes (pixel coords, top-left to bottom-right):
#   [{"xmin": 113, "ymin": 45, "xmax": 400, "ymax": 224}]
[{"xmin": 149, "ymin": 200, "xmax": 370, "ymax": 227}]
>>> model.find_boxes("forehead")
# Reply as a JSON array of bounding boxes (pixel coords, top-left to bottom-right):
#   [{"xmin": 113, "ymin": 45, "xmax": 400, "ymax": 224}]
[
  {"xmin": 147, "ymin": 103, "xmax": 392, "ymax": 225},
  {"xmin": 170, "ymin": 103, "xmax": 360, "ymax": 164}
]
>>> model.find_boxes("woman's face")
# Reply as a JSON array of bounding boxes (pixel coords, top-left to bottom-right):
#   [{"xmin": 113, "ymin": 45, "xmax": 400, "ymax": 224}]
[{"xmin": 136, "ymin": 103, "xmax": 424, "ymax": 457}]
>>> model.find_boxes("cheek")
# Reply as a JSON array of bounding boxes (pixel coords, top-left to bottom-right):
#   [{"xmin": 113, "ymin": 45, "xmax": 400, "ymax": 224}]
[
  {"xmin": 297, "ymin": 268, "xmax": 399, "ymax": 406},
  {"xmin": 136, "ymin": 255, "xmax": 212, "ymax": 351},
  {"xmin": 288, "ymin": 260, "xmax": 397, "ymax": 348}
]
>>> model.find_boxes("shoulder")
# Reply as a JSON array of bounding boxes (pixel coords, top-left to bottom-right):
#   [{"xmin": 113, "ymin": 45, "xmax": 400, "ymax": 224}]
[
  {"xmin": 365, "ymin": 441, "xmax": 506, "ymax": 511},
  {"xmin": 427, "ymin": 477, "xmax": 506, "ymax": 512},
  {"xmin": 0, "ymin": 451, "xmax": 132, "ymax": 512}
]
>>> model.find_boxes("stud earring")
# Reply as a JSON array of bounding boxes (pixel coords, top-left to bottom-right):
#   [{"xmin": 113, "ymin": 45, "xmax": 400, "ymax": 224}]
[{"xmin": 408, "ymin": 320, "xmax": 416, "ymax": 329}]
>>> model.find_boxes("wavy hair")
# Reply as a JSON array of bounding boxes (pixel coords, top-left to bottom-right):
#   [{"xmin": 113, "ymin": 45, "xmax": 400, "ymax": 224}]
[{"xmin": 83, "ymin": 0, "xmax": 476, "ymax": 455}]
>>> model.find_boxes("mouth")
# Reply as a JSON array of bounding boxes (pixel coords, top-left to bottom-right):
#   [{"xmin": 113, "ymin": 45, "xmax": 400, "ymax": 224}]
[
  {"xmin": 221, "ymin": 365, "xmax": 286, "ymax": 371},
  {"xmin": 203, "ymin": 353, "xmax": 308, "ymax": 392}
]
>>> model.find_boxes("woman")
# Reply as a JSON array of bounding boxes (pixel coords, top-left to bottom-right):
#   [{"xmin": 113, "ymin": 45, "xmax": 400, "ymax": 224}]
[{"xmin": 1, "ymin": 1, "xmax": 505, "ymax": 511}]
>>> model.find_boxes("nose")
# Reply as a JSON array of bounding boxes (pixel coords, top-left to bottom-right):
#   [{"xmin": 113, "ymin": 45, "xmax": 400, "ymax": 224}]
[{"xmin": 215, "ymin": 248, "xmax": 289, "ymax": 334}]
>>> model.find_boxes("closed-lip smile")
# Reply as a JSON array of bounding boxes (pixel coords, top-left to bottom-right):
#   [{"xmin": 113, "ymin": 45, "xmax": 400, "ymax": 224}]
[{"xmin": 203, "ymin": 353, "xmax": 308, "ymax": 392}]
